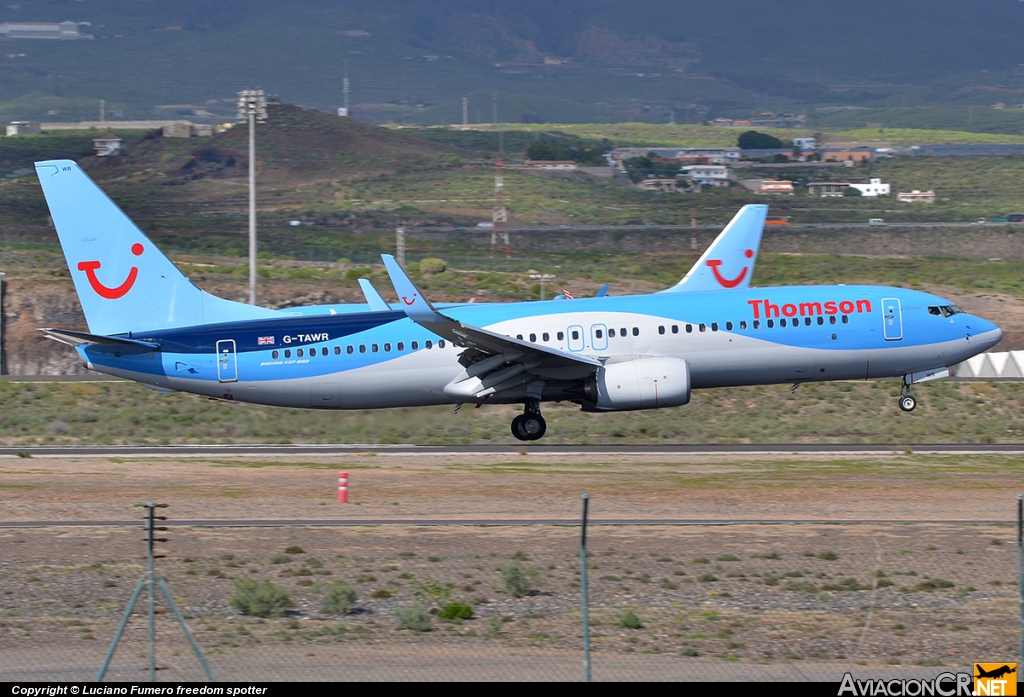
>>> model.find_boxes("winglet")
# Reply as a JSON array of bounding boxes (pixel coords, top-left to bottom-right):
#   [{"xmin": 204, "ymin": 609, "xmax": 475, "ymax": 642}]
[
  {"xmin": 380, "ymin": 254, "xmax": 445, "ymax": 324},
  {"xmin": 357, "ymin": 278, "xmax": 391, "ymax": 311}
]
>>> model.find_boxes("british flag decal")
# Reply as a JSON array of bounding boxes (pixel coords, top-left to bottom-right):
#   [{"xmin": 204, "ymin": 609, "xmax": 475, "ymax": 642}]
[{"xmin": 258, "ymin": 336, "xmax": 275, "ymax": 346}]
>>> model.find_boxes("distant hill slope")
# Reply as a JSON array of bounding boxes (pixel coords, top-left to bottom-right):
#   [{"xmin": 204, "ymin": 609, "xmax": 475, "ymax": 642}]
[{"xmin": 0, "ymin": 1, "xmax": 1023, "ymax": 124}]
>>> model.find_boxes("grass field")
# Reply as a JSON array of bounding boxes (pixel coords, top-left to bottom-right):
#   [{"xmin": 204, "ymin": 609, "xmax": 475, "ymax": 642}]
[{"xmin": 1, "ymin": 378, "xmax": 1021, "ymax": 446}]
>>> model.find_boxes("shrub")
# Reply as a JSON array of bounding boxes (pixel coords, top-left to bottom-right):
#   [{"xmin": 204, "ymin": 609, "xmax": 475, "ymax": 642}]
[
  {"xmin": 396, "ymin": 606, "xmax": 432, "ymax": 632},
  {"xmin": 270, "ymin": 555, "xmax": 292, "ymax": 565},
  {"xmin": 817, "ymin": 551, "xmax": 838, "ymax": 561},
  {"xmin": 284, "ymin": 546, "xmax": 305, "ymax": 554},
  {"xmin": 322, "ymin": 580, "xmax": 358, "ymax": 614},
  {"xmin": 418, "ymin": 257, "xmax": 447, "ymax": 274},
  {"xmin": 619, "ymin": 611, "xmax": 642, "ymax": 629},
  {"xmin": 230, "ymin": 579, "xmax": 293, "ymax": 618},
  {"xmin": 498, "ymin": 562, "xmax": 542, "ymax": 597},
  {"xmin": 692, "ymin": 557, "xmax": 709, "ymax": 564},
  {"xmin": 716, "ymin": 554, "xmax": 741, "ymax": 562},
  {"xmin": 438, "ymin": 601, "xmax": 474, "ymax": 621},
  {"xmin": 696, "ymin": 574, "xmax": 717, "ymax": 583},
  {"xmin": 371, "ymin": 589, "xmax": 395, "ymax": 599}
]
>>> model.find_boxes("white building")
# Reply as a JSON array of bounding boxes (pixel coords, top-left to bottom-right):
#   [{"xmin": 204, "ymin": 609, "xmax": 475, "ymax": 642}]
[
  {"xmin": 92, "ymin": 134, "xmax": 123, "ymax": 157},
  {"xmin": 680, "ymin": 164, "xmax": 729, "ymax": 187},
  {"xmin": 897, "ymin": 190, "xmax": 936, "ymax": 203},
  {"xmin": 793, "ymin": 137, "xmax": 816, "ymax": 151},
  {"xmin": 849, "ymin": 178, "xmax": 890, "ymax": 197},
  {"xmin": 6, "ymin": 121, "xmax": 40, "ymax": 136}
]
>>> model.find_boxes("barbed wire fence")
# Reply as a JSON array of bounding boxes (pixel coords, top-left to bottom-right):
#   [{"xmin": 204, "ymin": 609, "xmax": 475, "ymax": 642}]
[{"xmin": 1, "ymin": 501, "xmax": 1020, "ymax": 682}]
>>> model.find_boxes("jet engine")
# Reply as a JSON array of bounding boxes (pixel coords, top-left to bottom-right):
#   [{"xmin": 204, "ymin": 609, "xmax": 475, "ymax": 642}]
[{"xmin": 583, "ymin": 357, "xmax": 691, "ymax": 411}]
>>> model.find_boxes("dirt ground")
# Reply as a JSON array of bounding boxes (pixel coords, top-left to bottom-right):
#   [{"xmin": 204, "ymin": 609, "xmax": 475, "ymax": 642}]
[{"xmin": 1, "ymin": 452, "xmax": 1021, "ymax": 681}]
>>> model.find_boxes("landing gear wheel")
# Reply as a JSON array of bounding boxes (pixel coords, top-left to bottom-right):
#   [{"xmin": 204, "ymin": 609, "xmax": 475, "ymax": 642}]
[
  {"xmin": 899, "ymin": 395, "xmax": 917, "ymax": 412},
  {"xmin": 511, "ymin": 415, "xmax": 527, "ymax": 441},
  {"xmin": 518, "ymin": 414, "xmax": 547, "ymax": 441}
]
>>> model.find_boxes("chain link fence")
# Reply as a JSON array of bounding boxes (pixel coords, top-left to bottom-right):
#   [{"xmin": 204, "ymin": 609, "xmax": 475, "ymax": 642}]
[{"xmin": 0, "ymin": 522, "xmax": 1016, "ymax": 681}]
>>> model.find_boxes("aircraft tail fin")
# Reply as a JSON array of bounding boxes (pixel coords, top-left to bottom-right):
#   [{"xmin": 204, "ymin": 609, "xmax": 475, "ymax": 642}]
[
  {"xmin": 659, "ymin": 204, "xmax": 768, "ymax": 293},
  {"xmin": 34, "ymin": 160, "xmax": 278, "ymax": 335}
]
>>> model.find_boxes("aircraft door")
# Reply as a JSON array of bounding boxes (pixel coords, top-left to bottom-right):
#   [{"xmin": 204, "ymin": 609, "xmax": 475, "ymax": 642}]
[
  {"xmin": 590, "ymin": 324, "xmax": 608, "ymax": 351},
  {"xmin": 882, "ymin": 298, "xmax": 903, "ymax": 341},
  {"xmin": 216, "ymin": 339, "xmax": 238, "ymax": 382},
  {"xmin": 567, "ymin": 324, "xmax": 585, "ymax": 352}
]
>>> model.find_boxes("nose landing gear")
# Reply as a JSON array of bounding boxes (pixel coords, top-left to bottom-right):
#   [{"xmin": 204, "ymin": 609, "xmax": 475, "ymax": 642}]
[
  {"xmin": 511, "ymin": 401, "xmax": 547, "ymax": 441},
  {"xmin": 899, "ymin": 376, "xmax": 917, "ymax": 412}
]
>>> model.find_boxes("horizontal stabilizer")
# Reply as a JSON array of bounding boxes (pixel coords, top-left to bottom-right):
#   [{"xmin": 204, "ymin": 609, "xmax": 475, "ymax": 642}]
[{"xmin": 39, "ymin": 328, "xmax": 159, "ymax": 351}]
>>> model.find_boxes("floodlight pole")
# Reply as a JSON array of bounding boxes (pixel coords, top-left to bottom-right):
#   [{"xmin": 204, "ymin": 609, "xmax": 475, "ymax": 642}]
[{"xmin": 237, "ymin": 89, "xmax": 267, "ymax": 305}]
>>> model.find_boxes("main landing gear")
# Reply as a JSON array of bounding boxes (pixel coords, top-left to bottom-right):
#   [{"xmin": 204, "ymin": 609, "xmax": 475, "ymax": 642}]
[
  {"xmin": 899, "ymin": 376, "xmax": 917, "ymax": 412},
  {"xmin": 511, "ymin": 401, "xmax": 547, "ymax": 441}
]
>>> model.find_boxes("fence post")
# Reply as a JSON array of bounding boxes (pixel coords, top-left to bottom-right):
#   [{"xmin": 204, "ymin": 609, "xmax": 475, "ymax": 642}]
[
  {"xmin": 1018, "ymin": 494, "xmax": 1023, "ymax": 663},
  {"xmin": 580, "ymin": 493, "xmax": 591, "ymax": 683}
]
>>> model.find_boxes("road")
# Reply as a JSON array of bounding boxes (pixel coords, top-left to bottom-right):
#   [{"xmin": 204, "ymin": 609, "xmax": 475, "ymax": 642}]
[{"xmin": 2, "ymin": 443, "xmax": 1023, "ymax": 457}]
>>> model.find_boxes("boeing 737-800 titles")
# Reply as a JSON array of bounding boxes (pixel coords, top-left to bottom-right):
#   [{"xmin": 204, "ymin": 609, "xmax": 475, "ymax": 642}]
[{"xmin": 35, "ymin": 160, "xmax": 1002, "ymax": 441}]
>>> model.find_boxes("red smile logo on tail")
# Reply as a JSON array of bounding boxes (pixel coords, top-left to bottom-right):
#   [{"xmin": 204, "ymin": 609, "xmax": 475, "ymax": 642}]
[
  {"xmin": 706, "ymin": 249, "xmax": 754, "ymax": 288},
  {"xmin": 77, "ymin": 243, "xmax": 144, "ymax": 299}
]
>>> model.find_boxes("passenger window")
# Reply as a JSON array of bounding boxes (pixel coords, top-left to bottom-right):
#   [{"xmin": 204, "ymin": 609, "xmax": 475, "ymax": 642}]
[
  {"xmin": 841, "ymin": 315, "xmax": 849, "ymax": 324},
  {"xmin": 572, "ymin": 330, "xmax": 580, "ymax": 340},
  {"xmin": 726, "ymin": 321, "xmax": 733, "ymax": 331},
  {"xmin": 829, "ymin": 316, "xmax": 837, "ymax": 325},
  {"xmin": 817, "ymin": 317, "xmax": 824, "ymax": 326},
  {"xmin": 272, "ymin": 350, "xmax": 279, "ymax": 359},
  {"xmin": 529, "ymin": 333, "xmax": 536, "ymax": 342},
  {"xmin": 595, "ymin": 329, "xmax": 603, "ymax": 339},
  {"xmin": 359, "ymin": 345, "xmax": 366, "ymax": 353},
  {"xmin": 284, "ymin": 349, "xmax": 291, "ymax": 358},
  {"xmin": 557, "ymin": 332, "xmax": 564, "ymax": 341},
  {"xmin": 334, "ymin": 346, "xmax": 341, "ymax": 355},
  {"xmin": 439, "ymin": 340, "xmax": 446, "ymax": 348},
  {"xmin": 384, "ymin": 343, "xmax": 391, "ymax": 352},
  {"xmin": 371, "ymin": 344, "xmax": 379, "ymax": 353},
  {"xmin": 412, "ymin": 341, "xmax": 419, "ymax": 350},
  {"xmin": 517, "ymin": 334, "xmax": 523, "ymax": 340},
  {"xmin": 542, "ymin": 332, "xmax": 549, "ymax": 342},
  {"xmin": 425, "ymin": 340, "xmax": 433, "ymax": 349},
  {"xmin": 608, "ymin": 329, "xmax": 616, "ymax": 338},
  {"xmin": 620, "ymin": 327, "xmax": 627, "ymax": 336},
  {"xmin": 671, "ymin": 325, "xmax": 678, "ymax": 334},
  {"xmin": 686, "ymin": 324, "xmax": 693, "ymax": 333},
  {"xmin": 297, "ymin": 348, "xmax": 304, "ymax": 357},
  {"xmin": 711, "ymin": 322, "xmax": 718, "ymax": 332},
  {"xmin": 658, "ymin": 326, "xmax": 665, "ymax": 335},
  {"xmin": 739, "ymin": 321, "xmax": 747, "ymax": 330},
  {"xmin": 347, "ymin": 345, "xmax": 354, "ymax": 354},
  {"xmin": 699, "ymin": 323, "xmax": 706, "ymax": 332},
  {"xmin": 767, "ymin": 319, "xmax": 774, "ymax": 328},
  {"xmin": 780, "ymin": 319, "xmax": 787, "ymax": 327},
  {"xmin": 792, "ymin": 321, "xmax": 799, "ymax": 330},
  {"xmin": 632, "ymin": 327, "xmax": 639, "ymax": 336},
  {"xmin": 803, "ymin": 317, "xmax": 810, "ymax": 326},
  {"xmin": 753, "ymin": 320, "xmax": 760, "ymax": 329},
  {"xmin": 322, "ymin": 347, "xmax": 329, "ymax": 356},
  {"xmin": 398, "ymin": 342, "xmax": 404, "ymax": 351}
]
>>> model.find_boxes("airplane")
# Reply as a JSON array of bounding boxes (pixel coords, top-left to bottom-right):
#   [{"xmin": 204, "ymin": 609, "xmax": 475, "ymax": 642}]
[{"xmin": 35, "ymin": 159, "xmax": 1002, "ymax": 441}]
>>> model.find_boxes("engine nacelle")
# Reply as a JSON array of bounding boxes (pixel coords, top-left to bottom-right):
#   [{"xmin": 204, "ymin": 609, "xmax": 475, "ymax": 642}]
[{"xmin": 584, "ymin": 357, "xmax": 691, "ymax": 411}]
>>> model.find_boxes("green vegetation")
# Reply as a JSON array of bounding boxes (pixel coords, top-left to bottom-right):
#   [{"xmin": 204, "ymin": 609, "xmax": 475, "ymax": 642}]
[
  {"xmin": 738, "ymin": 130, "xmax": 786, "ymax": 149},
  {"xmin": 618, "ymin": 611, "xmax": 642, "ymax": 629},
  {"xmin": 438, "ymin": 601, "xmax": 474, "ymax": 621},
  {"xmin": 498, "ymin": 562, "xmax": 542, "ymax": 598},
  {"xmin": 229, "ymin": 578, "xmax": 293, "ymax": 618},
  {"xmin": 395, "ymin": 606, "xmax": 432, "ymax": 632},
  {"xmin": 321, "ymin": 581, "xmax": 359, "ymax": 615}
]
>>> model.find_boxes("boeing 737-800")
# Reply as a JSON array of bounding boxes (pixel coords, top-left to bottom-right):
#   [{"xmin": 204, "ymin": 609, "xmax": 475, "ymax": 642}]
[{"xmin": 35, "ymin": 160, "xmax": 1002, "ymax": 441}]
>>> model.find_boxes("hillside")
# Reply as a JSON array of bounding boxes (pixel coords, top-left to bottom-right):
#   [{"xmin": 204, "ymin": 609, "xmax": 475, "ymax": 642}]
[{"xmin": 1, "ymin": 1, "xmax": 1024, "ymax": 125}]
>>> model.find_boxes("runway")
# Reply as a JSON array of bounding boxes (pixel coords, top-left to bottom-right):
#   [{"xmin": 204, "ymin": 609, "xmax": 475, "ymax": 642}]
[
  {"xmin": 0, "ymin": 518, "xmax": 1011, "ymax": 528},
  {"xmin": 2, "ymin": 442, "xmax": 1024, "ymax": 457}
]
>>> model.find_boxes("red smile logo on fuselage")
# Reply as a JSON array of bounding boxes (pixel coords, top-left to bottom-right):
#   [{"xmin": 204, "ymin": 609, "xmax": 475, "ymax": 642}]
[
  {"xmin": 706, "ymin": 248, "xmax": 754, "ymax": 288},
  {"xmin": 78, "ymin": 243, "xmax": 144, "ymax": 299}
]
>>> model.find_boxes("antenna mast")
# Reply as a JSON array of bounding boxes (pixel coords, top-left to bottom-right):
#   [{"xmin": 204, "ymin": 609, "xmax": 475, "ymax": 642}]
[{"xmin": 491, "ymin": 158, "xmax": 510, "ymax": 257}]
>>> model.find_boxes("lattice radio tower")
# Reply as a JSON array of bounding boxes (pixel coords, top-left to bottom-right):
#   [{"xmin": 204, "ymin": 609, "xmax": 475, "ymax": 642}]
[{"xmin": 490, "ymin": 157, "xmax": 510, "ymax": 257}]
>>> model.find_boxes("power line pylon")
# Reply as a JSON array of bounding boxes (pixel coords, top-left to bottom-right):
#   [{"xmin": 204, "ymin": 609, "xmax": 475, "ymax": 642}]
[{"xmin": 490, "ymin": 157, "xmax": 510, "ymax": 258}]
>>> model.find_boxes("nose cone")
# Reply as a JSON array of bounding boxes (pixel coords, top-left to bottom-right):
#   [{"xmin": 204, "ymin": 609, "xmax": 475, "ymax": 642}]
[{"xmin": 971, "ymin": 317, "xmax": 1003, "ymax": 351}]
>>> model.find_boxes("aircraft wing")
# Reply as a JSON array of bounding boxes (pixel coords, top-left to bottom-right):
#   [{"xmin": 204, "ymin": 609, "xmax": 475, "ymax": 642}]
[
  {"xmin": 381, "ymin": 255, "xmax": 599, "ymax": 396},
  {"xmin": 357, "ymin": 278, "xmax": 391, "ymax": 311},
  {"xmin": 39, "ymin": 328, "xmax": 160, "ymax": 351}
]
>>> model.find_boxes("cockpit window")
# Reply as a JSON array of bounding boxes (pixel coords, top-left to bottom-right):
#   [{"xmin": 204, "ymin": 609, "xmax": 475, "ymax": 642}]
[{"xmin": 928, "ymin": 305, "xmax": 964, "ymax": 318}]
